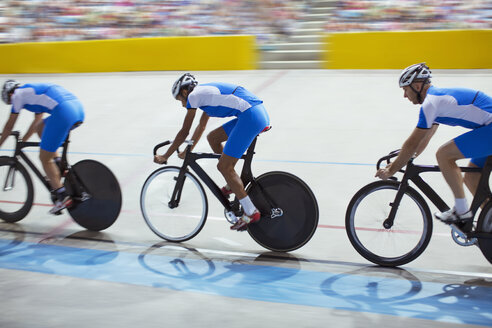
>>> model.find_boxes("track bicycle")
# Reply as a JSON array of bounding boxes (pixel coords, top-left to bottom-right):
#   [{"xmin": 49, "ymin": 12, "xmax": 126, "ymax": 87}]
[
  {"xmin": 0, "ymin": 130, "xmax": 122, "ymax": 231},
  {"xmin": 345, "ymin": 150, "xmax": 492, "ymax": 266},
  {"xmin": 140, "ymin": 132, "xmax": 319, "ymax": 252}
]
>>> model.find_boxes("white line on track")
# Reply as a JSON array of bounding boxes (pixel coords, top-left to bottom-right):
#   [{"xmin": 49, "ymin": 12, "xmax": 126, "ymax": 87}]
[
  {"xmin": 213, "ymin": 237, "xmax": 243, "ymax": 247},
  {"xmin": 405, "ymin": 267, "xmax": 492, "ymax": 279}
]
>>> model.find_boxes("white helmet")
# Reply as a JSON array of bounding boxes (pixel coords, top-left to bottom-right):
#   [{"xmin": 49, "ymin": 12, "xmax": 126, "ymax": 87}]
[
  {"xmin": 2, "ymin": 79, "xmax": 20, "ymax": 104},
  {"xmin": 399, "ymin": 63, "xmax": 432, "ymax": 87},
  {"xmin": 171, "ymin": 73, "xmax": 198, "ymax": 99}
]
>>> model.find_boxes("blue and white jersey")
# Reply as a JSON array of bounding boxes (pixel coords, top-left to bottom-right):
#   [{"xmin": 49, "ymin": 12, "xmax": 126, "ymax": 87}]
[
  {"xmin": 186, "ymin": 82, "xmax": 263, "ymax": 118},
  {"xmin": 417, "ymin": 86, "xmax": 492, "ymax": 129},
  {"xmin": 11, "ymin": 83, "xmax": 77, "ymax": 115}
]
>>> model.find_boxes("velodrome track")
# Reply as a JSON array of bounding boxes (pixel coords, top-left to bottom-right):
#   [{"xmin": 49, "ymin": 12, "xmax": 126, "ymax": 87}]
[{"xmin": 0, "ymin": 70, "xmax": 491, "ymax": 328}]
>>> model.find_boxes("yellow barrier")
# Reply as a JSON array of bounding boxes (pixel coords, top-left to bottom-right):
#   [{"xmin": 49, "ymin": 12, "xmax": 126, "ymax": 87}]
[
  {"xmin": 0, "ymin": 35, "xmax": 257, "ymax": 73},
  {"xmin": 324, "ymin": 30, "xmax": 492, "ymax": 69}
]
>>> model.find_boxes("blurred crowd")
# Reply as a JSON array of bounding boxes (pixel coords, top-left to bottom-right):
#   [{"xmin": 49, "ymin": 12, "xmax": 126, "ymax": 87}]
[
  {"xmin": 0, "ymin": 0, "xmax": 490, "ymax": 44},
  {"xmin": 0, "ymin": 0, "xmax": 304, "ymax": 44},
  {"xmin": 326, "ymin": 0, "xmax": 492, "ymax": 32}
]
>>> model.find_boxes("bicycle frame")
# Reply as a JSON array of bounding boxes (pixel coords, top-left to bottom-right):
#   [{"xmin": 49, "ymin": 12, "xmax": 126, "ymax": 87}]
[
  {"xmin": 169, "ymin": 137, "xmax": 258, "ymax": 213},
  {"xmin": 159, "ymin": 135, "xmax": 282, "ymax": 223},
  {"xmin": 4, "ymin": 131, "xmax": 76, "ymax": 195},
  {"xmin": 3, "ymin": 132, "xmax": 49, "ymax": 192},
  {"xmin": 384, "ymin": 155, "xmax": 492, "ymax": 236}
]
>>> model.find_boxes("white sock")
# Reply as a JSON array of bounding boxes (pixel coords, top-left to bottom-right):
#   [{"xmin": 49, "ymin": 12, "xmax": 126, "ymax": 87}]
[
  {"xmin": 239, "ymin": 196, "xmax": 256, "ymax": 216},
  {"xmin": 454, "ymin": 198, "xmax": 468, "ymax": 215}
]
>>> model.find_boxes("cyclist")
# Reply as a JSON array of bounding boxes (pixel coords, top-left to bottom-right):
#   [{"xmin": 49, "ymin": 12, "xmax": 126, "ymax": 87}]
[
  {"xmin": 154, "ymin": 73, "xmax": 270, "ymax": 231},
  {"xmin": 376, "ymin": 63, "xmax": 492, "ymax": 224},
  {"xmin": 0, "ymin": 80, "xmax": 85, "ymax": 214}
]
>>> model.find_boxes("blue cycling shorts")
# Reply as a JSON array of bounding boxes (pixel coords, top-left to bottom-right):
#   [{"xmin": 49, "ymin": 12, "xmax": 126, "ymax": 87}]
[
  {"xmin": 41, "ymin": 100, "xmax": 85, "ymax": 152},
  {"xmin": 454, "ymin": 123, "xmax": 492, "ymax": 168},
  {"xmin": 222, "ymin": 104, "xmax": 270, "ymax": 158}
]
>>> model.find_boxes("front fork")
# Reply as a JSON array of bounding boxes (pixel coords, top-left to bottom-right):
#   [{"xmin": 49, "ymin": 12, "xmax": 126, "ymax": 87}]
[
  {"xmin": 4, "ymin": 164, "xmax": 17, "ymax": 191},
  {"xmin": 383, "ymin": 179, "xmax": 409, "ymax": 229},
  {"xmin": 168, "ymin": 169, "xmax": 187, "ymax": 209}
]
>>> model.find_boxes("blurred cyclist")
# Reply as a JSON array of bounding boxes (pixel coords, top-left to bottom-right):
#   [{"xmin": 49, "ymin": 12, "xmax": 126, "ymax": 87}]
[
  {"xmin": 0, "ymin": 80, "xmax": 85, "ymax": 215},
  {"xmin": 375, "ymin": 63, "xmax": 492, "ymax": 224},
  {"xmin": 154, "ymin": 73, "xmax": 270, "ymax": 231}
]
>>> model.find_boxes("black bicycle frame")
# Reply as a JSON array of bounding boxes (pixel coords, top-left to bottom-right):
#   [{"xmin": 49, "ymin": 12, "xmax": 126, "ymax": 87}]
[
  {"xmin": 167, "ymin": 137, "xmax": 272, "ymax": 214},
  {"xmin": 7, "ymin": 131, "xmax": 75, "ymax": 194},
  {"xmin": 12, "ymin": 138, "xmax": 51, "ymax": 192},
  {"xmin": 384, "ymin": 156, "xmax": 492, "ymax": 230}
]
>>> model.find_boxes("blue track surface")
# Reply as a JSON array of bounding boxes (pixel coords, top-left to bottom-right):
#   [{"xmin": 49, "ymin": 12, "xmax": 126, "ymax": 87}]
[{"xmin": 0, "ymin": 238, "xmax": 491, "ymax": 326}]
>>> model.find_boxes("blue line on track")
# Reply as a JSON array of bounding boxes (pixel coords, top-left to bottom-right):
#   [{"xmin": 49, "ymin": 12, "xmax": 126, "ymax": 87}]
[
  {"xmin": 256, "ymin": 159, "xmax": 374, "ymax": 166},
  {"xmin": 0, "ymin": 149, "xmax": 373, "ymax": 166},
  {"xmin": 0, "ymin": 238, "xmax": 490, "ymax": 326}
]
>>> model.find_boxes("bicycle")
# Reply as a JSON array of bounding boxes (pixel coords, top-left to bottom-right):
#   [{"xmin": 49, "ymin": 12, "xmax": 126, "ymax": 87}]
[
  {"xmin": 140, "ymin": 132, "xmax": 319, "ymax": 252},
  {"xmin": 345, "ymin": 150, "xmax": 492, "ymax": 266},
  {"xmin": 0, "ymin": 130, "xmax": 122, "ymax": 231}
]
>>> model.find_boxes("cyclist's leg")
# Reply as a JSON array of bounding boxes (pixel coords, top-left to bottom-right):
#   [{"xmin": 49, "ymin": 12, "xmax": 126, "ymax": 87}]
[
  {"xmin": 220, "ymin": 105, "xmax": 269, "ymax": 230},
  {"xmin": 436, "ymin": 124, "xmax": 492, "ymax": 219},
  {"xmin": 220, "ymin": 105, "xmax": 269, "ymax": 199},
  {"xmin": 40, "ymin": 100, "xmax": 84, "ymax": 212},
  {"xmin": 222, "ymin": 104, "xmax": 269, "ymax": 160},
  {"xmin": 217, "ymin": 153, "xmax": 244, "ymax": 198},
  {"xmin": 464, "ymin": 159, "xmax": 484, "ymax": 196},
  {"xmin": 436, "ymin": 140, "xmax": 466, "ymax": 199},
  {"xmin": 207, "ymin": 120, "xmax": 234, "ymax": 154}
]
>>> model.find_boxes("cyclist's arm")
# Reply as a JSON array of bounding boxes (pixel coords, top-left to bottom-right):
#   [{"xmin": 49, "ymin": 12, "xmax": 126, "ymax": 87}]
[
  {"xmin": 22, "ymin": 113, "xmax": 43, "ymax": 142},
  {"xmin": 414, "ymin": 124, "xmax": 438, "ymax": 157},
  {"xmin": 188, "ymin": 112, "xmax": 209, "ymax": 152},
  {"xmin": 0, "ymin": 113, "xmax": 19, "ymax": 148},
  {"xmin": 162, "ymin": 108, "xmax": 197, "ymax": 159},
  {"xmin": 376, "ymin": 127, "xmax": 429, "ymax": 179}
]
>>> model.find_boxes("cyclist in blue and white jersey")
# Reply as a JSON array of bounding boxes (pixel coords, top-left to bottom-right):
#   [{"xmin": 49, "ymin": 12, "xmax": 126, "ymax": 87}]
[
  {"xmin": 0, "ymin": 80, "xmax": 85, "ymax": 214},
  {"xmin": 376, "ymin": 63, "xmax": 492, "ymax": 224},
  {"xmin": 154, "ymin": 73, "xmax": 270, "ymax": 231}
]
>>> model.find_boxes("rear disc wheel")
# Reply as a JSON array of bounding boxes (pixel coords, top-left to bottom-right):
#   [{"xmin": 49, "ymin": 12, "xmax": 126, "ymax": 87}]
[
  {"xmin": 66, "ymin": 160, "xmax": 122, "ymax": 231},
  {"xmin": 246, "ymin": 171, "xmax": 319, "ymax": 252}
]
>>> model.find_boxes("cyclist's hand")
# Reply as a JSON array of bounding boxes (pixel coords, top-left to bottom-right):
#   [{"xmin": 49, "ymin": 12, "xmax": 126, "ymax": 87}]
[
  {"xmin": 375, "ymin": 168, "xmax": 393, "ymax": 180},
  {"xmin": 154, "ymin": 155, "xmax": 168, "ymax": 164}
]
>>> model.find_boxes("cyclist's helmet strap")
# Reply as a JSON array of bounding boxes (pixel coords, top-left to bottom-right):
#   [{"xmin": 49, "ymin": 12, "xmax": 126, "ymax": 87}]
[
  {"xmin": 2, "ymin": 79, "xmax": 20, "ymax": 105},
  {"xmin": 171, "ymin": 73, "xmax": 198, "ymax": 99}
]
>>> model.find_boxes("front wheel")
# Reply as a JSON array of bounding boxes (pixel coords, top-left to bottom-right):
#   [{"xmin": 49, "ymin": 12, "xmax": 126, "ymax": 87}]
[
  {"xmin": 0, "ymin": 157, "xmax": 34, "ymax": 223},
  {"xmin": 140, "ymin": 166, "xmax": 208, "ymax": 242},
  {"xmin": 65, "ymin": 160, "xmax": 122, "ymax": 231},
  {"xmin": 345, "ymin": 180, "xmax": 433, "ymax": 267},
  {"xmin": 476, "ymin": 201, "xmax": 492, "ymax": 264},
  {"xmin": 246, "ymin": 171, "xmax": 319, "ymax": 252}
]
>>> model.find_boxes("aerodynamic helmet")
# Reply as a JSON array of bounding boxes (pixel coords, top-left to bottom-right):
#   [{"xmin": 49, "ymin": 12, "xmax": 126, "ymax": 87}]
[
  {"xmin": 2, "ymin": 79, "xmax": 20, "ymax": 105},
  {"xmin": 399, "ymin": 63, "xmax": 432, "ymax": 87},
  {"xmin": 171, "ymin": 73, "xmax": 198, "ymax": 99}
]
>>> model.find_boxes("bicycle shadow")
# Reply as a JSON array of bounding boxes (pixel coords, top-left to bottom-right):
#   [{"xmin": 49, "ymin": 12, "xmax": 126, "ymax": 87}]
[
  {"xmin": 53, "ymin": 231, "xmax": 119, "ymax": 266},
  {"xmin": 0, "ymin": 229, "xmax": 119, "ymax": 273},
  {"xmin": 0, "ymin": 223, "xmax": 25, "ymax": 253},
  {"xmin": 320, "ymin": 266, "xmax": 492, "ymax": 325},
  {"xmin": 138, "ymin": 242, "xmax": 302, "ymax": 288},
  {"xmin": 205, "ymin": 251, "xmax": 301, "ymax": 285},
  {"xmin": 138, "ymin": 241, "xmax": 216, "ymax": 280}
]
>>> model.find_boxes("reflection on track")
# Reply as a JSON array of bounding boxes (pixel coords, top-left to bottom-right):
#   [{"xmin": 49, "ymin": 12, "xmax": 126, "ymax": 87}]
[{"xmin": 0, "ymin": 233, "xmax": 491, "ymax": 326}]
